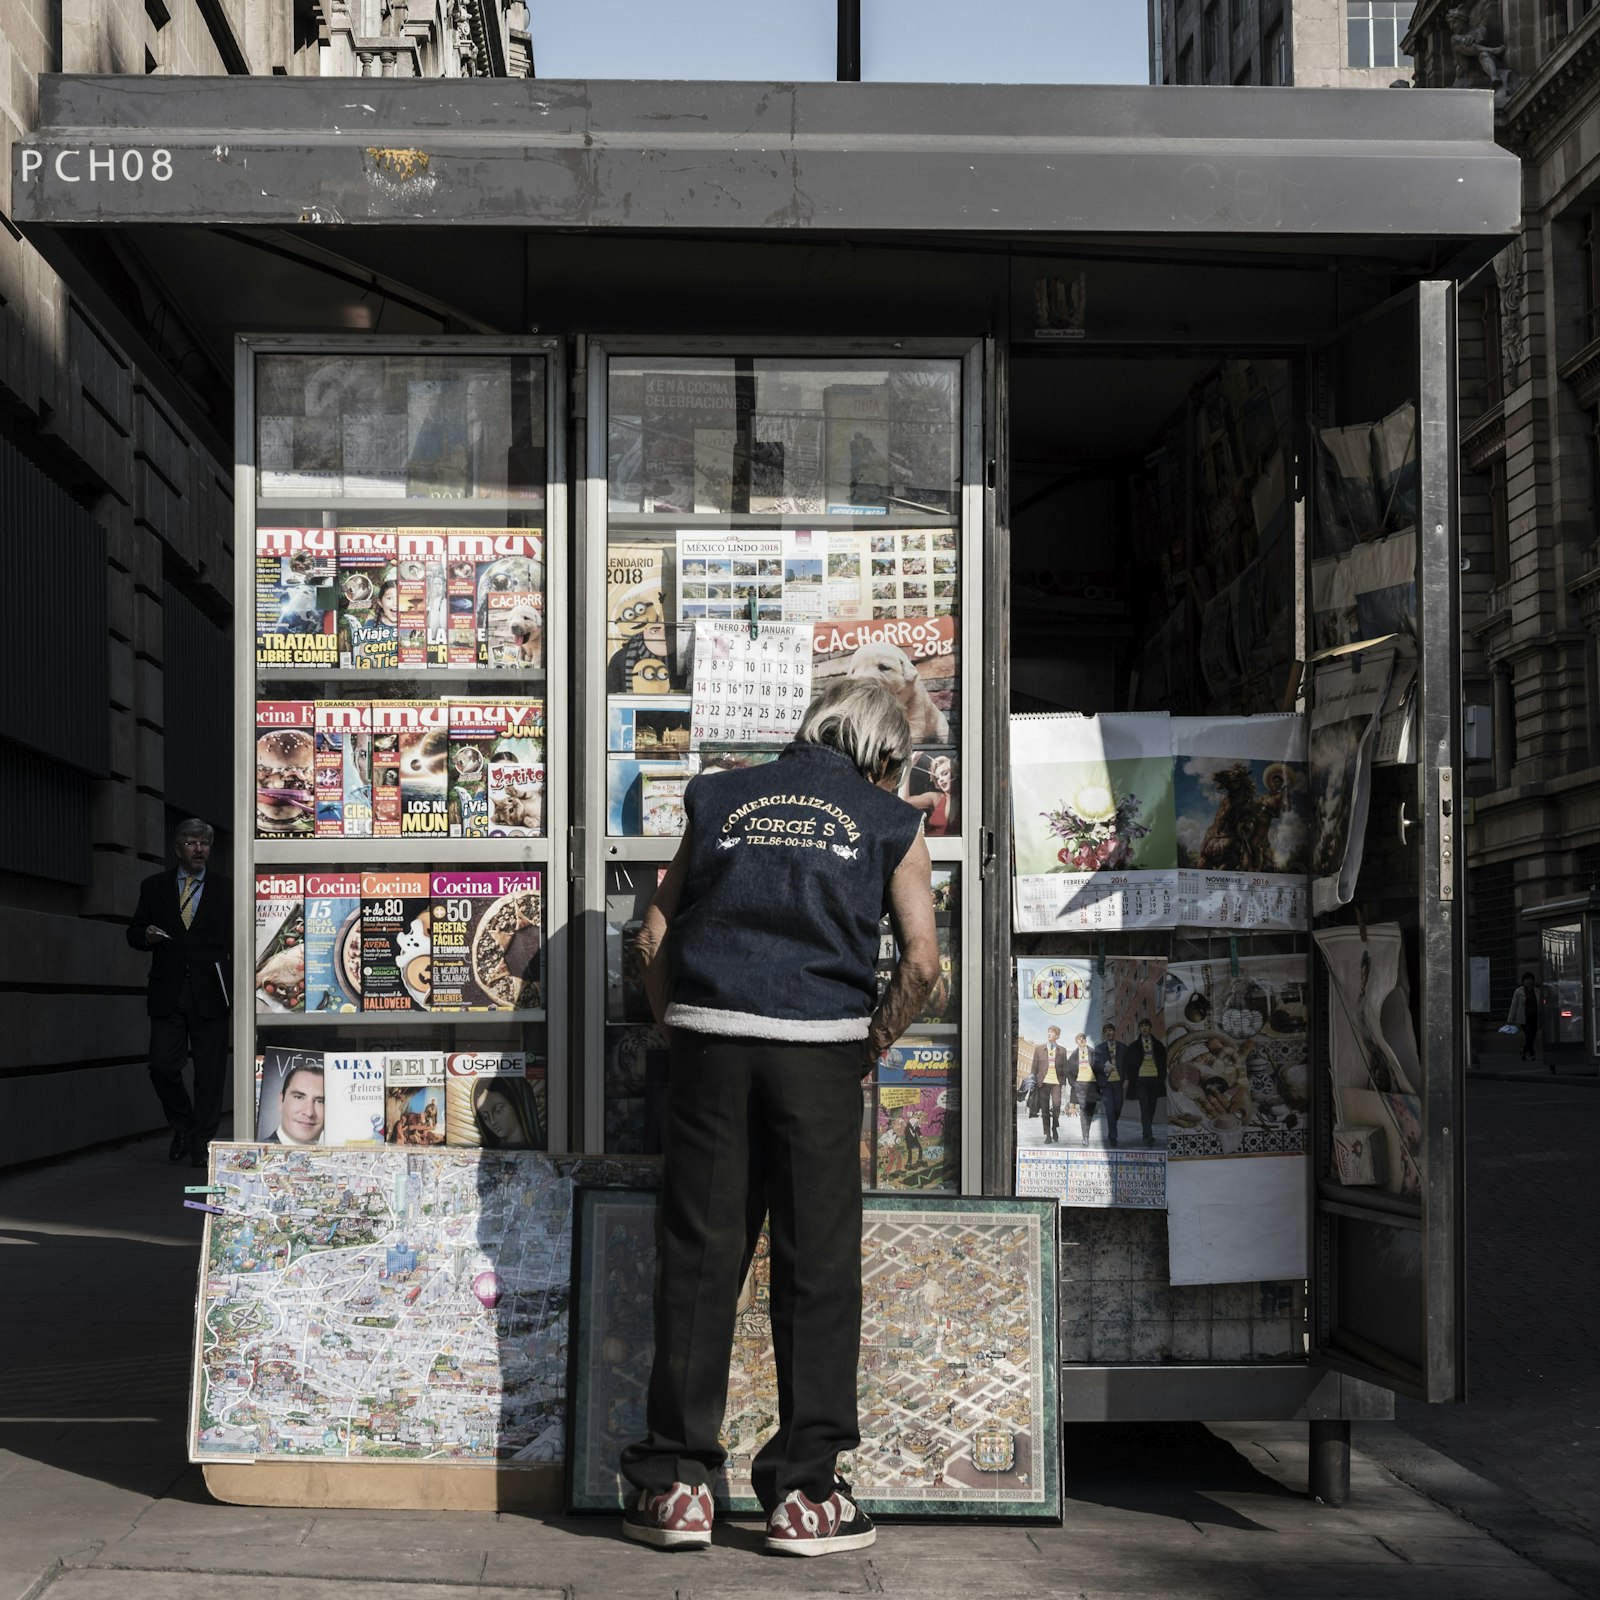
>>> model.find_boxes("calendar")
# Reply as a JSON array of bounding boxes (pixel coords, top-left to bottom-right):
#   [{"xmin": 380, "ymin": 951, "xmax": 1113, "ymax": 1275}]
[
  {"xmin": 1013, "ymin": 871, "xmax": 1177, "ymax": 932},
  {"xmin": 688, "ymin": 620, "xmax": 813, "ymax": 750}
]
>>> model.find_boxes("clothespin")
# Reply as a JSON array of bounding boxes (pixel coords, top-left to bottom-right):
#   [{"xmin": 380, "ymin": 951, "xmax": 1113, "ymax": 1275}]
[
  {"xmin": 183, "ymin": 1185, "xmax": 224, "ymax": 1195},
  {"xmin": 1097, "ymin": 936, "xmax": 1107, "ymax": 977},
  {"xmin": 1229, "ymin": 936, "xmax": 1240, "ymax": 977},
  {"xmin": 183, "ymin": 1200, "xmax": 227, "ymax": 1216},
  {"xmin": 1356, "ymin": 905, "xmax": 1368, "ymax": 942},
  {"xmin": 748, "ymin": 591, "xmax": 759, "ymax": 641}
]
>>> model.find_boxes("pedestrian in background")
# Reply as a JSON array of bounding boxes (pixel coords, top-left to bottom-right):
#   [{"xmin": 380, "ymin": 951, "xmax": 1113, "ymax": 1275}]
[
  {"xmin": 126, "ymin": 819, "xmax": 231, "ymax": 1168},
  {"xmin": 1507, "ymin": 971, "xmax": 1540, "ymax": 1063},
  {"xmin": 620, "ymin": 678, "xmax": 938, "ymax": 1557}
]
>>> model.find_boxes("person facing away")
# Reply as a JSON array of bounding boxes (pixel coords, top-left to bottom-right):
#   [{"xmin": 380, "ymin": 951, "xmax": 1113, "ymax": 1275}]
[
  {"xmin": 619, "ymin": 676, "xmax": 938, "ymax": 1557},
  {"xmin": 126, "ymin": 818, "xmax": 232, "ymax": 1169},
  {"xmin": 1506, "ymin": 970, "xmax": 1540, "ymax": 1062}
]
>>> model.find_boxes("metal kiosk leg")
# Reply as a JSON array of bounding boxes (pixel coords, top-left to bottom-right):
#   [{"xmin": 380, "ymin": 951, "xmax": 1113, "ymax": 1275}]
[{"xmin": 1308, "ymin": 1419, "xmax": 1351, "ymax": 1505}]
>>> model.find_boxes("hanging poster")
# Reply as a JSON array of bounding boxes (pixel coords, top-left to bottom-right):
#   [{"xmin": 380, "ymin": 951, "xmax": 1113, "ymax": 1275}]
[
  {"xmin": 1310, "ymin": 529, "xmax": 1416, "ymax": 652},
  {"xmin": 1309, "ymin": 643, "xmax": 1397, "ymax": 916},
  {"xmin": 688, "ymin": 620, "xmax": 813, "ymax": 749},
  {"xmin": 567, "ymin": 1190, "xmax": 1060, "ymax": 1520},
  {"xmin": 1314, "ymin": 923, "xmax": 1423, "ymax": 1198},
  {"xmin": 1161, "ymin": 956, "xmax": 1311, "ymax": 1158},
  {"xmin": 1014, "ymin": 956, "xmax": 1168, "ymax": 1208},
  {"xmin": 1011, "ymin": 713, "xmax": 1177, "ymax": 932},
  {"xmin": 863, "ymin": 527, "xmax": 958, "ymax": 620},
  {"xmin": 812, "ymin": 616, "xmax": 958, "ymax": 746},
  {"xmin": 1172, "ymin": 714, "xmax": 1310, "ymax": 931},
  {"xmin": 676, "ymin": 533, "xmax": 786, "ymax": 623}
]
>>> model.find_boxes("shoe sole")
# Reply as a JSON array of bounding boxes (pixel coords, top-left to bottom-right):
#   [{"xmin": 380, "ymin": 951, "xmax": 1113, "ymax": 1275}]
[
  {"xmin": 765, "ymin": 1528, "xmax": 877, "ymax": 1557},
  {"xmin": 623, "ymin": 1520, "xmax": 711, "ymax": 1549}
]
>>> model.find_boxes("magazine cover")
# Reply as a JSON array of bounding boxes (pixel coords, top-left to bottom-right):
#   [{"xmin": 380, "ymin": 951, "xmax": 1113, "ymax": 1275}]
[
  {"xmin": 823, "ymin": 383, "xmax": 891, "ymax": 512},
  {"xmin": 337, "ymin": 527, "xmax": 398, "ymax": 670},
  {"xmin": 901, "ymin": 748, "xmax": 959, "ymax": 837},
  {"xmin": 640, "ymin": 773, "xmax": 689, "ymax": 837},
  {"xmin": 1171, "ymin": 713, "xmax": 1310, "ymax": 931},
  {"xmin": 368, "ymin": 700, "xmax": 401, "ymax": 837},
  {"xmin": 255, "ymin": 1045, "xmax": 325, "ymax": 1144},
  {"xmin": 446, "ymin": 698, "xmax": 544, "ymax": 837},
  {"xmin": 323, "ymin": 1051, "xmax": 386, "ymax": 1146},
  {"xmin": 428, "ymin": 871, "xmax": 542, "ymax": 1011},
  {"xmin": 395, "ymin": 529, "xmax": 448, "ymax": 668},
  {"xmin": 870, "ymin": 1082, "xmax": 957, "ymax": 1191},
  {"xmin": 1011, "ymin": 713, "xmax": 1177, "ymax": 931},
  {"xmin": 253, "ymin": 872, "xmax": 305, "ymax": 1013},
  {"xmin": 255, "ymin": 701, "xmax": 315, "ymax": 838},
  {"xmin": 606, "ymin": 542, "xmax": 671, "ymax": 690},
  {"xmin": 812, "ymin": 616, "xmax": 957, "ymax": 746},
  {"xmin": 255, "ymin": 527, "xmax": 338, "ymax": 669},
  {"xmin": 302, "ymin": 871, "xmax": 362, "ymax": 1014},
  {"xmin": 312, "ymin": 700, "xmax": 369, "ymax": 838},
  {"xmin": 675, "ymin": 533, "xmax": 785, "ymax": 624},
  {"xmin": 874, "ymin": 868, "xmax": 959, "ymax": 1025},
  {"xmin": 781, "ymin": 529, "xmax": 870, "ymax": 621},
  {"xmin": 862, "ymin": 528, "xmax": 957, "ymax": 621},
  {"xmin": 607, "ymin": 696, "xmax": 691, "ymax": 755},
  {"xmin": 443, "ymin": 531, "xmax": 543, "ymax": 669},
  {"xmin": 444, "ymin": 1052, "xmax": 546, "ymax": 1149},
  {"xmin": 396, "ymin": 700, "xmax": 449, "ymax": 838},
  {"xmin": 359, "ymin": 871, "xmax": 431, "ymax": 1012},
  {"xmin": 383, "ymin": 1052, "xmax": 447, "ymax": 1145}
]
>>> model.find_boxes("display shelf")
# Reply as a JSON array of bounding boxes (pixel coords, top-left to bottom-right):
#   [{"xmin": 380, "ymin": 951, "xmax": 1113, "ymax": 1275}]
[
  {"xmin": 257, "ymin": 1009, "xmax": 548, "ymax": 1027},
  {"xmin": 255, "ymin": 495, "xmax": 543, "ymax": 515},
  {"xmin": 253, "ymin": 840, "xmax": 550, "ymax": 864},
  {"xmin": 605, "ymin": 511, "xmax": 956, "ymax": 532},
  {"xmin": 254, "ymin": 669, "xmax": 547, "ymax": 686}
]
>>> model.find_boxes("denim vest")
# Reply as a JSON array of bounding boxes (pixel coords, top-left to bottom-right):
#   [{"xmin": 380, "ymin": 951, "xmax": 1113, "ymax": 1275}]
[{"xmin": 666, "ymin": 741, "xmax": 922, "ymax": 1041}]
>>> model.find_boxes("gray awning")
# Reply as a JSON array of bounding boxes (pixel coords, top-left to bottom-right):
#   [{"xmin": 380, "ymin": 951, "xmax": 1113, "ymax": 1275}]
[{"xmin": 12, "ymin": 76, "xmax": 1519, "ymax": 244}]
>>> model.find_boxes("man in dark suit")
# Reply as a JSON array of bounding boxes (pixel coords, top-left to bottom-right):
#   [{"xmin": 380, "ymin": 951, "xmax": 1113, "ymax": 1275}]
[
  {"xmin": 1094, "ymin": 1023, "xmax": 1124, "ymax": 1147},
  {"xmin": 126, "ymin": 818, "xmax": 232, "ymax": 1168},
  {"xmin": 1029, "ymin": 1025, "xmax": 1067, "ymax": 1143},
  {"xmin": 1120, "ymin": 1017, "xmax": 1168, "ymax": 1149}
]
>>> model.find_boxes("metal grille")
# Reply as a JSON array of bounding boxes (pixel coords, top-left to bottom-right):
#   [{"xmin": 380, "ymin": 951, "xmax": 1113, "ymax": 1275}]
[
  {"xmin": 1469, "ymin": 859, "xmax": 1517, "ymax": 1016},
  {"xmin": 161, "ymin": 583, "xmax": 232, "ymax": 828},
  {"xmin": 0, "ymin": 436, "xmax": 108, "ymax": 775}
]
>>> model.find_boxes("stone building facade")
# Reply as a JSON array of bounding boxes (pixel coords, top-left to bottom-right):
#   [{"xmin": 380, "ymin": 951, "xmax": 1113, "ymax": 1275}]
[
  {"xmin": 1404, "ymin": 1, "xmax": 1600, "ymax": 1020},
  {"xmin": 0, "ymin": 1, "xmax": 533, "ymax": 1168},
  {"xmin": 1149, "ymin": 0, "xmax": 1417, "ymax": 86}
]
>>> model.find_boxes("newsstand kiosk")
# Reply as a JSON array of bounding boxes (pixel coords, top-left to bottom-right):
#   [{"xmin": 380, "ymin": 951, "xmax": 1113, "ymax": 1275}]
[{"xmin": 13, "ymin": 76, "xmax": 1516, "ymax": 1512}]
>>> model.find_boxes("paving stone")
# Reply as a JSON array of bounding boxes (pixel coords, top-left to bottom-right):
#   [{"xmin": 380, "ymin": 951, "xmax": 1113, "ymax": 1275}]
[{"xmin": 47, "ymin": 1577, "xmax": 563, "ymax": 1600}]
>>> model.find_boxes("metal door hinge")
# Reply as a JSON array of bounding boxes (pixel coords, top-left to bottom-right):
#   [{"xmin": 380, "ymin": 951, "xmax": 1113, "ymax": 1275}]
[{"xmin": 1438, "ymin": 768, "xmax": 1454, "ymax": 902}]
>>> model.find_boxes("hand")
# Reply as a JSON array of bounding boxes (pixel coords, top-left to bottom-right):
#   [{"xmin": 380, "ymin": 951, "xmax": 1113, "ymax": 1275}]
[{"xmin": 145, "ymin": 925, "xmax": 170, "ymax": 946}]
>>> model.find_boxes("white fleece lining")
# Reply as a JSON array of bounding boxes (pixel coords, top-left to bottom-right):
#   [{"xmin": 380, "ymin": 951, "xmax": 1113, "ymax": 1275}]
[{"xmin": 665, "ymin": 1004, "xmax": 869, "ymax": 1042}]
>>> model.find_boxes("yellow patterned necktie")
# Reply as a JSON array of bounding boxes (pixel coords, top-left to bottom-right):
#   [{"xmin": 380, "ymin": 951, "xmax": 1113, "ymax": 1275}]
[{"xmin": 179, "ymin": 876, "xmax": 199, "ymax": 929}]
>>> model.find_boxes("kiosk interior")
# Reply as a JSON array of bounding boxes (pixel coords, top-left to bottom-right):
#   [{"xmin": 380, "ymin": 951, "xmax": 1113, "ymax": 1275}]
[{"xmin": 11, "ymin": 74, "xmax": 1517, "ymax": 1510}]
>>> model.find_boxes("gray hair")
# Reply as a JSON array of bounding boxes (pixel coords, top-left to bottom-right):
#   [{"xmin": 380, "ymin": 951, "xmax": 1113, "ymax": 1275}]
[
  {"xmin": 796, "ymin": 678, "xmax": 912, "ymax": 784},
  {"xmin": 175, "ymin": 818, "xmax": 215, "ymax": 843}
]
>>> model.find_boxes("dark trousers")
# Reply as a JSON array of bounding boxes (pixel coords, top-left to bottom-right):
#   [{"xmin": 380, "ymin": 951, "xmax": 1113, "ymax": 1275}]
[
  {"xmin": 620, "ymin": 1030, "xmax": 864, "ymax": 1512},
  {"xmin": 1521, "ymin": 1022, "xmax": 1538, "ymax": 1059},
  {"xmin": 1101, "ymin": 1081, "xmax": 1125, "ymax": 1145},
  {"xmin": 1134, "ymin": 1079, "xmax": 1163, "ymax": 1141},
  {"xmin": 1040, "ymin": 1082, "xmax": 1061, "ymax": 1138},
  {"xmin": 1074, "ymin": 1088, "xmax": 1098, "ymax": 1142},
  {"xmin": 147, "ymin": 979, "xmax": 229, "ymax": 1154}
]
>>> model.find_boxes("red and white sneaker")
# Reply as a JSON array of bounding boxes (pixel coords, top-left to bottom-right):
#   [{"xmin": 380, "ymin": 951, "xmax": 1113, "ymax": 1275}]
[
  {"xmin": 764, "ymin": 1483, "xmax": 877, "ymax": 1556},
  {"xmin": 622, "ymin": 1481, "xmax": 714, "ymax": 1549}
]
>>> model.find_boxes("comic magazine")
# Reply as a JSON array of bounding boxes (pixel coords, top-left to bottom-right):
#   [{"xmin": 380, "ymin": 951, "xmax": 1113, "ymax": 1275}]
[
  {"xmin": 255, "ymin": 701, "xmax": 315, "ymax": 838},
  {"xmin": 445, "ymin": 531, "xmax": 543, "ymax": 668},
  {"xmin": 383, "ymin": 1052, "xmax": 447, "ymax": 1145},
  {"xmin": 255, "ymin": 528, "xmax": 338, "ymax": 669},
  {"xmin": 446, "ymin": 698, "xmax": 545, "ymax": 838},
  {"xmin": 337, "ymin": 528, "xmax": 398, "ymax": 670},
  {"xmin": 429, "ymin": 871, "xmax": 542, "ymax": 1012},
  {"xmin": 312, "ymin": 700, "xmax": 370, "ymax": 838},
  {"xmin": 302, "ymin": 871, "xmax": 362, "ymax": 1014},
  {"xmin": 253, "ymin": 872, "xmax": 305, "ymax": 1013},
  {"xmin": 444, "ymin": 1053, "xmax": 546, "ymax": 1149},
  {"xmin": 360, "ymin": 871, "xmax": 431, "ymax": 1012}
]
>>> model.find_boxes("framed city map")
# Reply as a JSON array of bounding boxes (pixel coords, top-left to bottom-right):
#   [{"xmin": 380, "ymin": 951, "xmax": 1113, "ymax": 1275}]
[
  {"xmin": 189, "ymin": 1144, "xmax": 658, "ymax": 1465},
  {"xmin": 566, "ymin": 1190, "xmax": 1060, "ymax": 1520}
]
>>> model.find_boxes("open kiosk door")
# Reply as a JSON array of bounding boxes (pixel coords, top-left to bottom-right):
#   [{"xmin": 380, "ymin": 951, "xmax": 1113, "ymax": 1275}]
[{"xmin": 1307, "ymin": 282, "xmax": 1464, "ymax": 1405}]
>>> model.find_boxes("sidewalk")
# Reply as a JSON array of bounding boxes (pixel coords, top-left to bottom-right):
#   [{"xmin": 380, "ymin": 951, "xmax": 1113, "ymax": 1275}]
[{"xmin": 1, "ymin": 1131, "xmax": 1595, "ymax": 1600}]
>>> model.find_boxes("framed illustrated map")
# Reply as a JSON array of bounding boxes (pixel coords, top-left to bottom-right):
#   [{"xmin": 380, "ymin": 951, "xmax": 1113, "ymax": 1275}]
[
  {"xmin": 189, "ymin": 1144, "xmax": 657, "ymax": 1465},
  {"xmin": 566, "ymin": 1190, "xmax": 1060, "ymax": 1520}
]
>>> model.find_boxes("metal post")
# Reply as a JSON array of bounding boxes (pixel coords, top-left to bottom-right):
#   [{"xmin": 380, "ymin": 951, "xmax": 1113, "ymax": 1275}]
[
  {"xmin": 837, "ymin": 0, "xmax": 861, "ymax": 81},
  {"xmin": 1308, "ymin": 1419, "xmax": 1351, "ymax": 1505}
]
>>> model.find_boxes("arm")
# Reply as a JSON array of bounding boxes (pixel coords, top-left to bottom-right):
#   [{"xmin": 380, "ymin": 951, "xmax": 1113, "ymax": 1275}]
[
  {"xmin": 628, "ymin": 826, "xmax": 694, "ymax": 1026},
  {"xmin": 866, "ymin": 832, "xmax": 939, "ymax": 1066},
  {"xmin": 126, "ymin": 876, "xmax": 165, "ymax": 950}
]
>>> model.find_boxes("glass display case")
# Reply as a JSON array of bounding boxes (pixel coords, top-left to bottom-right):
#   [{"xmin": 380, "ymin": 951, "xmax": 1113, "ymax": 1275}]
[
  {"xmin": 580, "ymin": 343, "xmax": 985, "ymax": 1184},
  {"xmin": 234, "ymin": 339, "xmax": 568, "ymax": 1150}
]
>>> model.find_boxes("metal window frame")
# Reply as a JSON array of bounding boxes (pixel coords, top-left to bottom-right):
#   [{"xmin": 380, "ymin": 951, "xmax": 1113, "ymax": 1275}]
[
  {"xmin": 230, "ymin": 333, "xmax": 570, "ymax": 1147},
  {"xmin": 577, "ymin": 336, "xmax": 987, "ymax": 1191}
]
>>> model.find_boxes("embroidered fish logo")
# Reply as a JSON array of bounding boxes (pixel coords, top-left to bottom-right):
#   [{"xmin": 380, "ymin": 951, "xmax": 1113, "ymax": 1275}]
[
  {"xmin": 830, "ymin": 843, "xmax": 859, "ymax": 861},
  {"xmin": 716, "ymin": 837, "xmax": 741, "ymax": 851}
]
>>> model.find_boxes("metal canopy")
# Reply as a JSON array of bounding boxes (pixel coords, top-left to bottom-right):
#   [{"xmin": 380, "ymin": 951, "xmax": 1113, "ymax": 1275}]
[{"xmin": 13, "ymin": 75, "xmax": 1519, "ymax": 244}]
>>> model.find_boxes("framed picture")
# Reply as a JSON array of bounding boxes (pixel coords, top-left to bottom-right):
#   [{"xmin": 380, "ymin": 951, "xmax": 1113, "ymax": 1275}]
[{"xmin": 566, "ymin": 1189, "xmax": 1061, "ymax": 1520}]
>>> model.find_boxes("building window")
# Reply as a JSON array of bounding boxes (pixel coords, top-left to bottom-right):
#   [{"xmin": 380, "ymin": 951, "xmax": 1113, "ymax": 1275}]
[
  {"xmin": 1548, "ymin": 0, "xmax": 1599, "ymax": 48},
  {"xmin": 1347, "ymin": 1, "xmax": 1416, "ymax": 69},
  {"xmin": 1202, "ymin": 3, "xmax": 1220, "ymax": 77},
  {"xmin": 1263, "ymin": 23, "xmax": 1285, "ymax": 82},
  {"xmin": 1178, "ymin": 39, "xmax": 1196, "ymax": 82}
]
